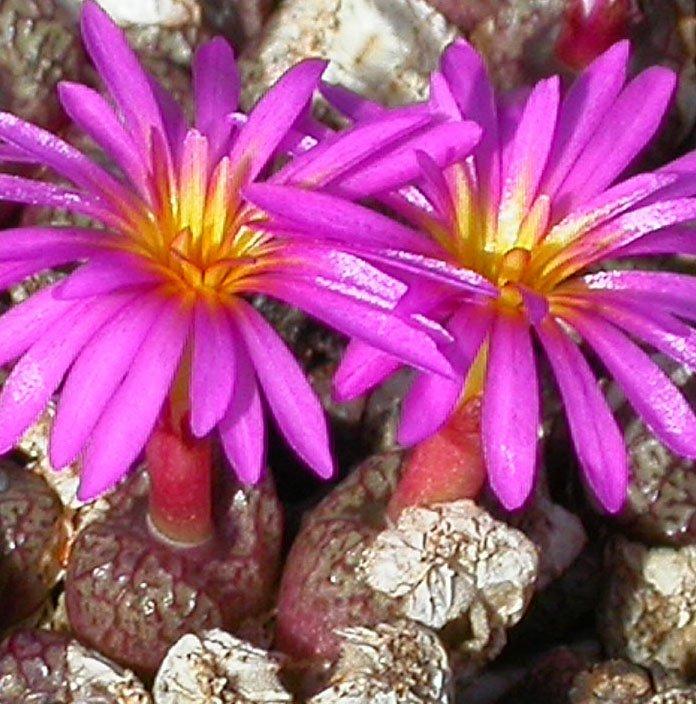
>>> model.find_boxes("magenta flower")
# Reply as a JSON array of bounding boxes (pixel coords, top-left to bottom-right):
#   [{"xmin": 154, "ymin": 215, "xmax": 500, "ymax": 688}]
[
  {"xmin": 250, "ymin": 40, "xmax": 696, "ymax": 513},
  {"xmin": 0, "ymin": 2, "xmax": 484, "ymax": 500}
]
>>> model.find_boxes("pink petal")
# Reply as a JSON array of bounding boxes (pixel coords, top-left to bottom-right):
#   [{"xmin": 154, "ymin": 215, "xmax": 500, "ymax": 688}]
[
  {"xmin": 275, "ymin": 111, "xmax": 432, "ymax": 189},
  {"xmin": 80, "ymin": 0, "xmax": 165, "ymax": 151},
  {"xmin": 319, "ymin": 82, "xmax": 384, "ymax": 122},
  {"xmin": 50, "ymin": 293, "xmax": 164, "ymax": 468},
  {"xmin": 537, "ymin": 316, "xmax": 627, "ymax": 511},
  {"xmin": 193, "ymin": 38, "xmax": 239, "ymax": 135},
  {"xmin": 78, "ymin": 298, "xmax": 191, "ymax": 499},
  {"xmin": 333, "ymin": 121, "xmax": 481, "ymax": 199},
  {"xmin": 543, "ymin": 171, "xmax": 679, "ymax": 249},
  {"xmin": 497, "ymin": 77, "xmax": 560, "ymax": 250},
  {"xmin": 441, "ymin": 39, "xmax": 501, "ymax": 214},
  {"xmin": 568, "ymin": 270, "xmax": 696, "ymax": 322},
  {"xmin": 398, "ymin": 303, "xmax": 493, "ymax": 446},
  {"xmin": 428, "ymin": 70, "xmax": 462, "ymax": 120},
  {"xmin": 245, "ymin": 183, "xmax": 440, "ymax": 254},
  {"xmin": 58, "ymin": 82, "xmax": 149, "ymax": 195},
  {"xmin": 565, "ymin": 308, "xmax": 696, "ymax": 458},
  {"xmin": 546, "ymin": 198, "xmax": 696, "ymax": 276},
  {"xmin": 0, "ymin": 284, "xmax": 83, "ymax": 366},
  {"xmin": 234, "ymin": 300, "xmax": 334, "ymax": 479},
  {"xmin": 554, "ymin": 66, "xmax": 677, "ymax": 214},
  {"xmin": 229, "ymin": 59, "xmax": 326, "ymax": 182},
  {"xmin": 148, "ymin": 76, "xmax": 187, "ymax": 167},
  {"xmin": 274, "ymin": 245, "xmax": 407, "ymax": 309},
  {"xmin": 189, "ymin": 303, "xmax": 236, "ymax": 438},
  {"xmin": 568, "ymin": 293, "xmax": 696, "ymax": 370},
  {"xmin": 0, "ymin": 227, "xmax": 107, "ymax": 262},
  {"xmin": 612, "ymin": 225, "xmax": 696, "ymax": 258},
  {"xmin": 482, "ymin": 312, "xmax": 539, "ymax": 510},
  {"xmin": 0, "ymin": 112, "xmax": 132, "ymax": 206},
  {"xmin": 333, "ymin": 340, "xmax": 401, "ymax": 403},
  {"xmin": 256, "ymin": 277, "xmax": 453, "ymax": 378},
  {"xmin": 0, "ymin": 293, "xmax": 133, "ymax": 453},
  {"xmin": 0, "ymin": 174, "xmax": 113, "ymax": 222},
  {"xmin": 55, "ymin": 253, "xmax": 159, "ymax": 299},
  {"xmin": 540, "ymin": 40, "xmax": 630, "ymax": 200},
  {"xmin": 218, "ymin": 336, "xmax": 265, "ymax": 484}
]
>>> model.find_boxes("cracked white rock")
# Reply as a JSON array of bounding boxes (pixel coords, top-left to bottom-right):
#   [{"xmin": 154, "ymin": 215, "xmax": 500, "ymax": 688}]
[
  {"xmin": 65, "ymin": 0, "xmax": 200, "ymax": 27},
  {"xmin": 152, "ymin": 629, "xmax": 292, "ymax": 704},
  {"xmin": 601, "ymin": 538, "xmax": 696, "ymax": 676},
  {"xmin": 239, "ymin": 0, "xmax": 456, "ymax": 110},
  {"xmin": 361, "ymin": 500, "xmax": 538, "ymax": 638},
  {"xmin": 308, "ymin": 620, "xmax": 452, "ymax": 704},
  {"xmin": 66, "ymin": 641, "xmax": 151, "ymax": 703}
]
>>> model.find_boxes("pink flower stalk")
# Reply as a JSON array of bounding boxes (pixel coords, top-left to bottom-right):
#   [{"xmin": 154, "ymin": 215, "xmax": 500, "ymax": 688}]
[
  {"xmin": 0, "ymin": 1, "xmax": 485, "ymax": 506},
  {"xmin": 251, "ymin": 40, "xmax": 696, "ymax": 513}
]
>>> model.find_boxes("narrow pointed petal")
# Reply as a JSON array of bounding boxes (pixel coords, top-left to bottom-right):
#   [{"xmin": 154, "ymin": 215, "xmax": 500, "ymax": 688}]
[
  {"xmin": 441, "ymin": 39, "xmax": 501, "ymax": 215},
  {"xmin": 56, "ymin": 254, "xmax": 159, "ymax": 299},
  {"xmin": 566, "ymin": 270, "xmax": 696, "ymax": 322},
  {"xmin": 229, "ymin": 59, "xmax": 326, "ymax": 182},
  {"xmin": 332, "ymin": 121, "xmax": 482, "ymax": 199},
  {"xmin": 218, "ymin": 337, "xmax": 265, "ymax": 485},
  {"xmin": 190, "ymin": 304, "xmax": 236, "ymax": 438},
  {"xmin": 50, "ymin": 294, "xmax": 163, "ymax": 468},
  {"xmin": 333, "ymin": 340, "xmax": 401, "ymax": 403},
  {"xmin": 80, "ymin": 0, "xmax": 165, "ymax": 150},
  {"xmin": 78, "ymin": 299, "xmax": 191, "ymax": 499},
  {"xmin": 193, "ymin": 38, "xmax": 239, "ymax": 134},
  {"xmin": 0, "ymin": 174, "xmax": 112, "ymax": 222},
  {"xmin": 0, "ymin": 112, "xmax": 132, "ymax": 204},
  {"xmin": 0, "ymin": 227, "xmax": 107, "ymax": 262},
  {"xmin": 546, "ymin": 198, "xmax": 696, "ymax": 277},
  {"xmin": 612, "ymin": 225, "xmax": 696, "ymax": 258},
  {"xmin": 276, "ymin": 111, "xmax": 432, "ymax": 189},
  {"xmin": 565, "ymin": 308, "xmax": 696, "ymax": 457},
  {"xmin": 256, "ymin": 277, "xmax": 453, "ymax": 378},
  {"xmin": 482, "ymin": 312, "xmax": 539, "ymax": 510},
  {"xmin": 58, "ymin": 82, "xmax": 149, "ymax": 193},
  {"xmin": 497, "ymin": 77, "xmax": 560, "ymax": 250},
  {"xmin": 542, "ymin": 172, "xmax": 679, "ymax": 249},
  {"xmin": 0, "ymin": 284, "xmax": 83, "ymax": 366},
  {"xmin": 245, "ymin": 183, "xmax": 440, "ymax": 254},
  {"xmin": 0, "ymin": 293, "xmax": 132, "ymax": 453},
  {"xmin": 319, "ymin": 82, "xmax": 383, "ymax": 121},
  {"xmin": 148, "ymin": 76, "xmax": 187, "ymax": 166},
  {"xmin": 564, "ymin": 292, "xmax": 696, "ymax": 370},
  {"xmin": 275, "ymin": 245, "xmax": 407, "ymax": 309},
  {"xmin": 398, "ymin": 304, "xmax": 493, "ymax": 446},
  {"xmin": 537, "ymin": 317, "xmax": 627, "ymax": 511},
  {"xmin": 234, "ymin": 300, "xmax": 334, "ymax": 478},
  {"xmin": 554, "ymin": 66, "xmax": 677, "ymax": 213},
  {"xmin": 540, "ymin": 40, "xmax": 630, "ymax": 199}
]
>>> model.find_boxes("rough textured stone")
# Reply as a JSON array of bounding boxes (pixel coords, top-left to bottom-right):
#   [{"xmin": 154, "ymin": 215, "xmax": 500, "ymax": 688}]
[
  {"xmin": 0, "ymin": 0, "xmax": 83, "ymax": 129},
  {"xmin": 569, "ymin": 659, "xmax": 654, "ymax": 704},
  {"xmin": 615, "ymin": 366, "xmax": 695, "ymax": 547},
  {"xmin": 600, "ymin": 537, "xmax": 696, "ymax": 678},
  {"xmin": 153, "ymin": 629, "xmax": 291, "ymax": 704},
  {"xmin": 0, "ymin": 629, "xmax": 150, "ymax": 703},
  {"xmin": 0, "ymin": 460, "xmax": 68, "ymax": 630},
  {"xmin": 65, "ymin": 467, "xmax": 283, "ymax": 677},
  {"xmin": 201, "ymin": 0, "xmax": 276, "ymax": 49},
  {"xmin": 275, "ymin": 452, "xmax": 403, "ymax": 664},
  {"xmin": 361, "ymin": 500, "xmax": 538, "ymax": 675},
  {"xmin": 308, "ymin": 620, "xmax": 453, "ymax": 704},
  {"xmin": 239, "ymin": 0, "xmax": 456, "ymax": 111}
]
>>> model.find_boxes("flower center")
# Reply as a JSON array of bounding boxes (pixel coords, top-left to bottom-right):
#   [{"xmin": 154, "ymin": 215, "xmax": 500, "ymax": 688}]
[{"xmin": 118, "ymin": 129, "xmax": 276, "ymax": 303}]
